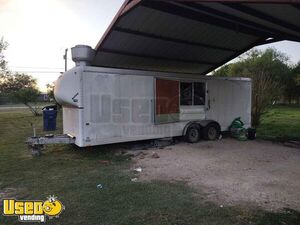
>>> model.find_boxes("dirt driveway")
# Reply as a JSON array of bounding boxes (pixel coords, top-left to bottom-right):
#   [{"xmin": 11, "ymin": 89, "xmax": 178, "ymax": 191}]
[{"xmin": 131, "ymin": 138, "xmax": 300, "ymax": 211}]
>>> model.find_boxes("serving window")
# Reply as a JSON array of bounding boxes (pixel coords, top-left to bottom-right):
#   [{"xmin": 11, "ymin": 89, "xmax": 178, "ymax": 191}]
[
  {"xmin": 155, "ymin": 79, "xmax": 180, "ymax": 124},
  {"xmin": 180, "ymin": 82, "xmax": 206, "ymax": 106}
]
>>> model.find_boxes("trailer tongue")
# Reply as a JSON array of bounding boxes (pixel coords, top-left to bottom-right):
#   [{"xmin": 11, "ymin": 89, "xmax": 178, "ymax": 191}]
[{"xmin": 27, "ymin": 135, "xmax": 75, "ymax": 156}]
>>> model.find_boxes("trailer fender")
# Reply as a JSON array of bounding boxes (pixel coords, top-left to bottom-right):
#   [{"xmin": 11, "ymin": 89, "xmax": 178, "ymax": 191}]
[{"xmin": 182, "ymin": 120, "xmax": 219, "ymax": 136}]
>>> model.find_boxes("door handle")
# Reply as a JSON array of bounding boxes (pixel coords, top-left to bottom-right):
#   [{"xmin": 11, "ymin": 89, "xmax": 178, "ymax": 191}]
[{"xmin": 207, "ymin": 99, "xmax": 211, "ymax": 111}]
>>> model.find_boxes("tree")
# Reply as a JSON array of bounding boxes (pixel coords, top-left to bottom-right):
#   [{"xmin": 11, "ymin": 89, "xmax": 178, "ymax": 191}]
[
  {"xmin": 46, "ymin": 83, "xmax": 55, "ymax": 101},
  {"xmin": 213, "ymin": 48, "xmax": 289, "ymax": 127},
  {"xmin": 0, "ymin": 38, "xmax": 41, "ymax": 115},
  {"xmin": 212, "ymin": 64, "xmax": 230, "ymax": 77},
  {"xmin": 0, "ymin": 37, "xmax": 10, "ymax": 88},
  {"xmin": 0, "ymin": 72, "xmax": 41, "ymax": 116},
  {"xmin": 14, "ymin": 87, "xmax": 41, "ymax": 115},
  {"xmin": 0, "ymin": 37, "xmax": 8, "ymax": 72},
  {"xmin": 46, "ymin": 82, "xmax": 61, "ymax": 107},
  {"xmin": 291, "ymin": 62, "xmax": 300, "ymax": 103}
]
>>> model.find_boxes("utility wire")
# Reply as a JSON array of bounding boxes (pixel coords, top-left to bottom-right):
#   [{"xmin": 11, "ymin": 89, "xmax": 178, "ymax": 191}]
[
  {"xmin": 12, "ymin": 71, "xmax": 63, "ymax": 74},
  {"xmin": 9, "ymin": 66, "xmax": 64, "ymax": 70}
]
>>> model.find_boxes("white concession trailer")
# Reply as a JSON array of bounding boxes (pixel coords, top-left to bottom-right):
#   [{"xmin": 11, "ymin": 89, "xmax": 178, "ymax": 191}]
[
  {"xmin": 53, "ymin": 46, "xmax": 252, "ymax": 147},
  {"xmin": 27, "ymin": 0, "xmax": 300, "ymax": 153}
]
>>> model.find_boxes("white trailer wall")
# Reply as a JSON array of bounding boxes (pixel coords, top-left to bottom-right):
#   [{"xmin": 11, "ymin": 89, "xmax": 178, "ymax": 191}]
[
  {"xmin": 80, "ymin": 71, "xmax": 187, "ymax": 147},
  {"xmin": 206, "ymin": 79, "xmax": 252, "ymax": 130}
]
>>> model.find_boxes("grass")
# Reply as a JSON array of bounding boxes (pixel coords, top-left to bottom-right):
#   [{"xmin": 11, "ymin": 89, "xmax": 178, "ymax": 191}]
[
  {"xmin": 257, "ymin": 105, "xmax": 300, "ymax": 141},
  {"xmin": 0, "ymin": 108, "xmax": 299, "ymax": 224}
]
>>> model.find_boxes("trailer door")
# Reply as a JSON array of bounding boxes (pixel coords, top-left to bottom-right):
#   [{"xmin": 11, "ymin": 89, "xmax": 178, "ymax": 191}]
[
  {"xmin": 155, "ymin": 78, "xmax": 180, "ymax": 124},
  {"xmin": 206, "ymin": 79, "xmax": 252, "ymax": 130}
]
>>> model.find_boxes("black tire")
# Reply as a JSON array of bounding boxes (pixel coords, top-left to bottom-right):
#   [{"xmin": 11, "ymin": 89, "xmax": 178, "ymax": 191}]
[
  {"xmin": 185, "ymin": 125, "xmax": 201, "ymax": 143},
  {"xmin": 203, "ymin": 123, "xmax": 221, "ymax": 141}
]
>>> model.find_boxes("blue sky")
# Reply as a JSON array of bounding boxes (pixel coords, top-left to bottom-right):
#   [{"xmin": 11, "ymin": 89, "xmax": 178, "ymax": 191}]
[{"xmin": 1, "ymin": 0, "xmax": 300, "ymax": 91}]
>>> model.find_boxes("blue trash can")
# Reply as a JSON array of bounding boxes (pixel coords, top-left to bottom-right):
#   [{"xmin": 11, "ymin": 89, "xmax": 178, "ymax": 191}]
[{"xmin": 43, "ymin": 105, "xmax": 58, "ymax": 131}]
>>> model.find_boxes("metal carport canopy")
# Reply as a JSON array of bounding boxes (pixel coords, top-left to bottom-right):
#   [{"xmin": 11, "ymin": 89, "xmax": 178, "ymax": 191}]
[{"xmin": 92, "ymin": 0, "xmax": 300, "ymax": 74}]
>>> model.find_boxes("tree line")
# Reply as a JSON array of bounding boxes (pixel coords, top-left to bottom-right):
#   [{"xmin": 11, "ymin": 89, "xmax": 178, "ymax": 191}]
[{"xmin": 213, "ymin": 48, "xmax": 300, "ymax": 127}]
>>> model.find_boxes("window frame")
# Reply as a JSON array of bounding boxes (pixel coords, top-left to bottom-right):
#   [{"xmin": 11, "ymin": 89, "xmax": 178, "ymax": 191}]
[{"xmin": 180, "ymin": 81, "xmax": 206, "ymax": 106}]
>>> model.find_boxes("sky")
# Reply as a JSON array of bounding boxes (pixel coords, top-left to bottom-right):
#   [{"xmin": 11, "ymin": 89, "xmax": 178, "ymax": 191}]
[{"xmin": 1, "ymin": 0, "xmax": 300, "ymax": 92}]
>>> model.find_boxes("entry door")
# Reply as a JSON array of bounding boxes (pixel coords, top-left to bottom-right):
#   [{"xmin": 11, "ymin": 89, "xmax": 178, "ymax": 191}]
[
  {"xmin": 206, "ymin": 79, "xmax": 252, "ymax": 130},
  {"xmin": 155, "ymin": 78, "xmax": 180, "ymax": 124}
]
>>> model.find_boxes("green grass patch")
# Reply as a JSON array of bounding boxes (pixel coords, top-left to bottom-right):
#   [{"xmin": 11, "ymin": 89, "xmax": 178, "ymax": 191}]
[
  {"xmin": 0, "ymin": 109, "xmax": 299, "ymax": 224},
  {"xmin": 257, "ymin": 105, "xmax": 300, "ymax": 141}
]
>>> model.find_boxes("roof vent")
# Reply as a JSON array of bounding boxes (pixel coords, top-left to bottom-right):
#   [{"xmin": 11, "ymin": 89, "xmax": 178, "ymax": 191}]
[{"xmin": 71, "ymin": 45, "xmax": 95, "ymax": 66}]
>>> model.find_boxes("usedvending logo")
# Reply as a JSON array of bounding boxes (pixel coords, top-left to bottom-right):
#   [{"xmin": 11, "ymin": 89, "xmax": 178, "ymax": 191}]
[{"xmin": 2, "ymin": 195, "xmax": 64, "ymax": 222}]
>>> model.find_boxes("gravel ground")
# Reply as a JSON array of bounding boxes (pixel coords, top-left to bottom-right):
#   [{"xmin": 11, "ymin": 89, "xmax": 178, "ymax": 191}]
[{"xmin": 131, "ymin": 138, "xmax": 300, "ymax": 211}]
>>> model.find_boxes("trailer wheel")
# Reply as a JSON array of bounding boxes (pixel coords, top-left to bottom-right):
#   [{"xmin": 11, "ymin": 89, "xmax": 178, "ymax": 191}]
[
  {"xmin": 203, "ymin": 123, "xmax": 220, "ymax": 141},
  {"xmin": 185, "ymin": 124, "xmax": 201, "ymax": 143}
]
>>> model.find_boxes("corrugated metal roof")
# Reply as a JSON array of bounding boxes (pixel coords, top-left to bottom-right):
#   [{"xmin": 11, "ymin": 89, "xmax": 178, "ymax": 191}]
[{"xmin": 92, "ymin": 0, "xmax": 300, "ymax": 74}]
